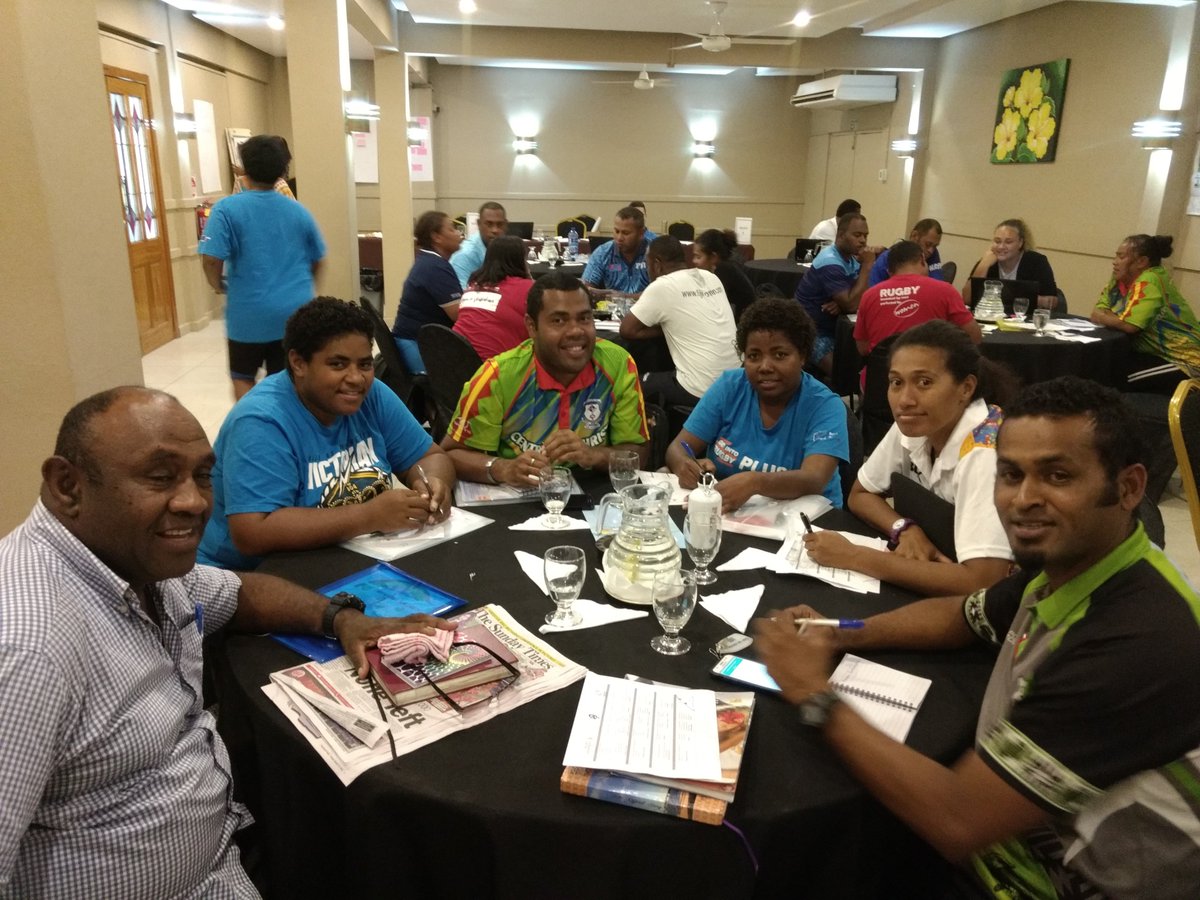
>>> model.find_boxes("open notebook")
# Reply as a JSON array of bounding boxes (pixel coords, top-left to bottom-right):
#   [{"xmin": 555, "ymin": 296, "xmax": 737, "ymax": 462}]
[{"xmin": 829, "ymin": 654, "xmax": 932, "ymax": 743}]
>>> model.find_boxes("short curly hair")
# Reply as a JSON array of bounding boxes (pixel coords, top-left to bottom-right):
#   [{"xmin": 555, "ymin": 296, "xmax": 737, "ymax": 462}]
[
  {"xmin": 735, "ymin": 297, "xmax": 815, "ymax": 360},
  {"xmin": 283, "ymin": 297, "xmax": 374, "ymax": 375}
]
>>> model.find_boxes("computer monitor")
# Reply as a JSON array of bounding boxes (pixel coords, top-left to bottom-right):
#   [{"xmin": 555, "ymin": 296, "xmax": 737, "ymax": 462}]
[
  {"xmin": 968, "ymin": 277, "xmax": 1042, "ymax": 317},
  {"xmin": 506, "ymin": 221, "xmax": 534, "ymax": 239},
  {"xmin": 794, "ymin": 238, "xmax": 822, "ymax": 261}
]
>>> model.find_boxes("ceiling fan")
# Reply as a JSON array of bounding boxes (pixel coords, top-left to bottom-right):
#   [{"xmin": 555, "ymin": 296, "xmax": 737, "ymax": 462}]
[
  {"xmin": 593, "ymin": 66, "xmax": 673, "ymax": 90},
  {"xmin": 672, "ymin": 1, "xmax": 796, "ymax": 53}
]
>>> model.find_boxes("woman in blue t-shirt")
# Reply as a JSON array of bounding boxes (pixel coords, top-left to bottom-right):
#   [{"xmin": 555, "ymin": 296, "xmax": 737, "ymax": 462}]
[{"xmin": 665, "ymin": 297, "xmax": 849, "ymax": 512}]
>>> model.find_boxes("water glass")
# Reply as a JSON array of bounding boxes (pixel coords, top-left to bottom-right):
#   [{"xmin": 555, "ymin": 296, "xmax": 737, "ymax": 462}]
[
  {"xmin": 539, "ymin": 466, "xmax": 572, "ymax": 528},
  {"xmin": 1032, "ymin": 308, "xmax": 1051, "ymax": 337},
  {"xmin": 650, "ymin": 570, "xmax": 698, "ymax": 655},
  {"xmin": 609, "ymin": 450, "xmax": 640, "ymax": 494},
  {"xmin": 544, "ymin": 545, "xmax": 585, "ymax": 627},
  {"xmin": 684, "ymin": 512, "xmax": 722, "ymax": 585},
  {"xmin": 1012, "ymin": 297, "xmax": 1030, "ymax": 320}
]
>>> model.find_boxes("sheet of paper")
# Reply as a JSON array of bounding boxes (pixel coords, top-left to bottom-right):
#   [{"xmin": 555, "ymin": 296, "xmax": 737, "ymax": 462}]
[
  {"xmin": 769, "ymin": 530, "xmax": 884, "ymax": 594},
  {"xmin": 194, "ymin": 100, "xmax": 222, "ymax": 193},
  {"xmin": 562, "ymin": 672, "xmax": 722, "ymax": 780},
  {"xmin": 340, "ymin": 507, "xmax": 492, "ymax": 561}
]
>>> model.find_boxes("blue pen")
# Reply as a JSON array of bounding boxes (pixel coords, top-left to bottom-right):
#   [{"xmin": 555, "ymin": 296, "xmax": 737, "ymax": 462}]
[
  {"xmin": 679, "ymin": 441, "xmax": 697, "ymax": 460},
  {"xmin": 194, "ymin": 602, "xmax": 204, "ymax": 636},
  {"xmin": 795, "ymin": 618, "xmax": 864, "ymax": 629}
]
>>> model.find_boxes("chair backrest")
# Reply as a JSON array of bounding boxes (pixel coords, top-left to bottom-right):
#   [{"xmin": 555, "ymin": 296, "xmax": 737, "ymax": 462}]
[
  {"xmin": 839, "ymin": 402, "xmax": 864, "ymax": 508},
  {"xmin": 556, "ymin": 218, "xmax": 586, "ymax": 238},
  {"xmin": 939, "ymin": 260, "xmax": 957, "ymax": 286},
  {"xmin": 793, "ymin": 237, "xmax": 822, "ymax": 261},
  {"xmin": 861, "ymin": 334, "xmax": 898, "ymax": 455},
  {"xmin": 1169, "ymin": 377, "xmax": 1200, "ymax": 551},
  {"xmin": 575, "ymin": 214, "xmax": 597, "ymax": 233},
  {"xmin": 667, "ymin": 221, "xmax": 695, "ymax": 241},
  {"xmin": 358, "ymin": 297, "xmax": 420, "ymax": 406},
  {"xmin": 1053, "ymin": 288, "xmax": 1069, "ymax": 317},
  {"xmin": 417, "ymin": 323, "xmax": 484, "ymax": 442},
  {"xmin": 589, "ymin": 234, "xmax": 613, "ymax": 250},
  {"xmin": 643, "ymin": 402, "xmax": 671, "ymax": 472}
]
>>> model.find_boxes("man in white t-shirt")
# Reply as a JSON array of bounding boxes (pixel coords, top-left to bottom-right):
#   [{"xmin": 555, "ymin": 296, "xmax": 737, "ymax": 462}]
[
  {"xmin": 809, "ymin": 198, "xmax": 861, "ymax": 242},
  {"xmin": 619, "ymin": 236, "xmax": 740, "ymax": 409}
]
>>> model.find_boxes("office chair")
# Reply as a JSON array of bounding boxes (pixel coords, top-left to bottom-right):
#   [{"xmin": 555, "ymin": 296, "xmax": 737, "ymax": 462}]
[
  {"xmin": 575, "ymin": 214, "xmax": 597, "ymax": 233},
  {"xmin": 666, "ymin": 221, "xmax": 695, "ymax": 241},
  {"xmin": 840, "ymin": 402, "xmax": 864, "ymax": 508},
  {"xmin": 1169, "ymin": 377, "xmax": 1200, "ymax": 551},
  {"xmin": 556, "ymin": 218, "xmax": 587, "ymax": 238},
  {"xmin": 417, "ymin": 324, "xmax": 483, "ymax": 442},
  {"xmin": 861, "ymin": 335, "xmax": 898, "ymax": 455},
  {"xmin": 357, "ymin": 297, "xmax": 430, "ymax": 424}
]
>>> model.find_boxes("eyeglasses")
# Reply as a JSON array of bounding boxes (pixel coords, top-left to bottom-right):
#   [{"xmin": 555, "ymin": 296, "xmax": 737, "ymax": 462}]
[{"xmin": 371, "ymin": 640, "xmax": 521, "ymax": 765}]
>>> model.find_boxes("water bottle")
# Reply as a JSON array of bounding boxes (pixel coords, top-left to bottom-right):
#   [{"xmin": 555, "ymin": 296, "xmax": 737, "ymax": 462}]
[{"xmin": 567, "ymin": 226, "xmax": 579, "ymax": 261}]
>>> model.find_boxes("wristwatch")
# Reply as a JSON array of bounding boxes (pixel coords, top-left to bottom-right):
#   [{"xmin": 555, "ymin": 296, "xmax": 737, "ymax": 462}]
[
  {"xmin": 887, "ymin": 517, "xmax": 916, "ymax": 551},
  {"xmin": 485, "ymin": 456, "xmax": 500, "ymax": 485},
  {"xmin": 798, "ymin": 689, "xmax": 841, "ymax": 729},
  {"xmin": 321, "ymin": 591, "xmax": 366, "ymax": 639}
]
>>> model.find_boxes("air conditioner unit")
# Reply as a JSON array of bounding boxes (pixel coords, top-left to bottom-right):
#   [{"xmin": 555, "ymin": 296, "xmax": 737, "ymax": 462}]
[{"xmin": 790, "ymin": 74, "xmax": 897, "ymax": 109}]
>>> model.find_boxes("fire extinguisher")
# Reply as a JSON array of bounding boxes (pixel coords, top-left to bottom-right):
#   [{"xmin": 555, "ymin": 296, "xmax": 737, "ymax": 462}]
[{"xmin": 195, "ymin": 202, "xmax": 212, "ymax": 240}]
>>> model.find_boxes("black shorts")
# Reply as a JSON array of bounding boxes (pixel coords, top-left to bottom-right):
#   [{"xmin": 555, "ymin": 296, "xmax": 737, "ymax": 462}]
[{"xmin": 228, "ymin": 339, "xmax": 286, "ymax": 381}]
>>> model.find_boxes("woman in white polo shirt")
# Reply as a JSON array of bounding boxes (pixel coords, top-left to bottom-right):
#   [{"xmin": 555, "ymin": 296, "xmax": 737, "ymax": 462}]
[{"xmin": 803, "ymin": 320, "xmax": 1017, "ymax": 596}]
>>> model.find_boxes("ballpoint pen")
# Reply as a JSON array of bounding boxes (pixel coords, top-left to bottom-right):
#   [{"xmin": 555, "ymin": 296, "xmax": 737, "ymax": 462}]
[
  {"xmin": 794, "ymin": 618, "xmax": 865, "ymax": 630},
  {"xmin": 415, "ymin": 464, "xmax": 438, "ymax": 514},
  {"xmin": 799, "ymin": 512, "xmax": 814, "ymax": 534}
]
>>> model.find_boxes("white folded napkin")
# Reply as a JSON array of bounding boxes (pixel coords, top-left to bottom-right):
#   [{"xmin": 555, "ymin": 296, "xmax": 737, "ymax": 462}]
[
  {"xmin": 539, "ymin": 598, "xmax": 648, "ymax": 633},
  {"xmin": 699, "ymin": 585, "xmax": 766, "ymax": 633},
  {"xmin": 716, "ymin": 547, "xmax": 778, "ymax": 572},
  {"xmin": 514, "ymin": 550, "xmax": 551, "ymax": 594},
  {"xmin": 509, "ymin": 514, "xmax": 591, "ymax": 531},
  {"xmin": 1051, "ymin": 332, "xmax": 1101, "ymax": 343}
]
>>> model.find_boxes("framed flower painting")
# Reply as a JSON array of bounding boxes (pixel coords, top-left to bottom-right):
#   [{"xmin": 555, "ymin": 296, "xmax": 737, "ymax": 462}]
[{"xmin": 991, "ymin": 58, "xmax": 1070, "ymax": 164}]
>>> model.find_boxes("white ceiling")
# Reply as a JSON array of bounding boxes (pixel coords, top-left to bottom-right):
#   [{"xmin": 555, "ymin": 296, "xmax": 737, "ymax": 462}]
[{"xmin": 166, "ymin": 0, "xmax": 1193, "ymax": 68}]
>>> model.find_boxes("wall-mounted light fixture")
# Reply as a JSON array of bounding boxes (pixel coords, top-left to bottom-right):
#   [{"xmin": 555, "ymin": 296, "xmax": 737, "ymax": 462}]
[
  {"xmin": 1132, "ymin": 118, "xmax": 1182, "ymax": 149},
  {"xmin": 890, "ymin": 138, "xmax": 917, "ymax": 158},
  {"xmin": 692, "ymin": 140, "xmax": 715, "ymax": 158},
  {"xmin": 344, "ymin": 98, "xmax": 380, "ymax": 133},
  {"xmin": 174, "ymin": 112, "xmax": 198, "ymax": 137},
  {"xmin": 513, "ymin": 137, "xmax": 539, "ymax": 154}
]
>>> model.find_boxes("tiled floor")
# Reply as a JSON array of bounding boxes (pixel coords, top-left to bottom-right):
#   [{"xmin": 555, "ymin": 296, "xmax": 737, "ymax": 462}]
[{"xmin": 142, "ymin": 319, "xmax": 1200, "ymax": 584}]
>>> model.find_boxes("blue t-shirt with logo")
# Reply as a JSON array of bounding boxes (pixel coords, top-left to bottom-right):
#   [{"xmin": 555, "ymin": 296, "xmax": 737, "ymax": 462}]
[
  {"xmin": 683, "ymin": 369, "xmax": 848, "ymax": 507},
  {"xmin": 197, "ymin": 372, "xmax": 431, "ymax": 570}
]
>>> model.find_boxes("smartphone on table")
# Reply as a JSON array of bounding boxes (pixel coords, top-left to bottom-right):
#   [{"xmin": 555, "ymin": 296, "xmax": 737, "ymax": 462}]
[{"xmin": 711, "ymin": 655, "xmax": 781, "ymax": 693}]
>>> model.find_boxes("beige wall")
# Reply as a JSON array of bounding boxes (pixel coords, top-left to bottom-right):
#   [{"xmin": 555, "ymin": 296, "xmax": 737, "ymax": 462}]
[
  {"xmin": 919, "ymin": 1, "xmax": 1197, "ymax": 308},
  {"xmin": 406, "ymin": 63, "xmax": 810, "ymax": 258}
]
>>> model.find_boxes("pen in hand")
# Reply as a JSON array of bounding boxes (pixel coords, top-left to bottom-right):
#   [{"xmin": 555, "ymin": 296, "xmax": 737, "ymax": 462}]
[
  {"xmin": 415, "ymin": 463, "xmax": 438, "ymax": 515},
  {"xmin": 794, "ymin": 618, "xmax": 864, "ymax": 632},
  {"xmin": 799, "ymin": 512, "xmax": 814, "ymax": 535}
]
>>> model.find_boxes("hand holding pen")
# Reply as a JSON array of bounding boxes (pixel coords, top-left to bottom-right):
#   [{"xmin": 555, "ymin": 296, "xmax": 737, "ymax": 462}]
[{"xmin": 676, "ymin": 440, "xmax": 715, "ymax": 489}]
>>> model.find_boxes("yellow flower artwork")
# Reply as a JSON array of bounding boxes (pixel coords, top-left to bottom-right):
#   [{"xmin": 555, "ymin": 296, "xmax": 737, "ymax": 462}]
[{"xmin": 990, "ymin": 58, "xmax": 1070, "ymax": 164}]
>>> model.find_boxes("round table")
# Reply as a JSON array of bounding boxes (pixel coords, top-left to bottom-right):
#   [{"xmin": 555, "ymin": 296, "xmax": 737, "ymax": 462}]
[
  {"xmin": 744, "ymin": 258, "xmax": 811, "ymax": 297},
  {"xmin": 528, "ymin": 260, "xmax": 586, "ymax": 278},
  {"xmin": 213, "ymin": 476, "xmax": 992, "ymax": 899},
  {"xmin": 980, "ymin": 326, "xmax": 1131, "ymax": 388}
]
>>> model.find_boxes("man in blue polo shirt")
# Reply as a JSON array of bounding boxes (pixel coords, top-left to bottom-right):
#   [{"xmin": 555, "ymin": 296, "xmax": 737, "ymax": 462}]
[
  {"xmin": 794, "ymin": 212, "xmax": 883, "ymax": 374},
  {"xmin": 449, "ymin": 201, "xmax": 508, "ymax": 289},
  {"xmin": 582, "ymin": 206, "xmax": 651, "ymax": 296},
  {"xmin": 867, "ymin": 218, "xmax": 946, "ymax": 286}
]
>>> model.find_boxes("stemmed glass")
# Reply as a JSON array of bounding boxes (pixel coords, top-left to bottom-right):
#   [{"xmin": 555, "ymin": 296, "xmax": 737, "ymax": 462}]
[
  {"xmin": 684, "ymin": 512, "xmax": 722, "ymax": 585},
  {"xmin": 609, "ymin": 450, "xmax": 640, "ymax": 494},
  {"xmin": 1012, "ymin": 297, "xmax": 1030, "ymax": 320},
  {"xmin": 650, "ymin": 570, "xmax": 698, "ymax": 655},
  {"xmin": 544, "ymin": 545, "xmax": 585, "ymax": 627},
  {"xmin": 539, "ymin": 465, "xmax": 572, "ymax": 528}
]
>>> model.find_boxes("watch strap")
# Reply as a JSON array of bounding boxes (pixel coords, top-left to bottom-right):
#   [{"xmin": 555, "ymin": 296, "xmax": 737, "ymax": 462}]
[
  {"xmin": 798, "ymin": 689, "xmax": 841, "ymax": 729},
  {"xmin": 322, "ymin": 592, "xmax": 365, "ymax": 639},
  {"xmin": 887, "ymin": 517, "xmax": 916, "ymax": 551}
]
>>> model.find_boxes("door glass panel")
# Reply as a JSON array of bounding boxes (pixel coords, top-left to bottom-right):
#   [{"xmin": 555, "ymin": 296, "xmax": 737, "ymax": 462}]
[
  {"xmin": 128, "ymin": 96, "xmax": 158, "ymax": 240},
  {"xmin": 110, "ymin": 91, "xmax": 142, "ymax": 243}
]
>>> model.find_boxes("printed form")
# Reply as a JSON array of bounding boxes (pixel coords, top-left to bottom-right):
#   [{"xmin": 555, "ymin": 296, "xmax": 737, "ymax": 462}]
[{"xmin": 562, "ymin": 672, "xmax": 722, "ymax": 780}]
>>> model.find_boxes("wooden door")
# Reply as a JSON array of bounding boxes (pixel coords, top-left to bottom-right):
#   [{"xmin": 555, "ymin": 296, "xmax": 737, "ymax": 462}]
[{"xmin": 105, "ymin": 66, "xmax": 178, "ymax": 354}]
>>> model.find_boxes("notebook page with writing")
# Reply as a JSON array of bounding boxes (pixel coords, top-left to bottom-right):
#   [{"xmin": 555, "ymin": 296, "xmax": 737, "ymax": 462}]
[{"xmin": 828, "ymin": 654, "xmax": 932, "ymax": 743}]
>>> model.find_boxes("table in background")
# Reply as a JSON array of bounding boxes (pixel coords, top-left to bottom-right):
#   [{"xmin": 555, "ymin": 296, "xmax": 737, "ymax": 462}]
[
  {"xmin": 528, "ymin": 260, "xmax": 586, "ymax": 279},
  {"xmin": 213, "ymin": 478, "xmax": 993, "ymax": 899},
  {"xmin": 744, "ymin": 257, "xmax": 811, "ymax": 297},
  {"xmin": 979, "ymin": 326, "xmax": 1130, "ymax": 388}
]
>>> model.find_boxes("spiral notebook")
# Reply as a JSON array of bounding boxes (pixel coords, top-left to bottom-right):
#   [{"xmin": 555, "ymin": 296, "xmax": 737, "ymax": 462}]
[{"xmin": 829, "ymin": 654, "xmax": 932, "ymax": 743}]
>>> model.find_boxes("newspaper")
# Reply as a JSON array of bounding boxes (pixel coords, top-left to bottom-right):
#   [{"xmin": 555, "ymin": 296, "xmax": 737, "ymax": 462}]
[{"xmin": 263, "ymin": 604, "xmax": 588, "ymax": 785}]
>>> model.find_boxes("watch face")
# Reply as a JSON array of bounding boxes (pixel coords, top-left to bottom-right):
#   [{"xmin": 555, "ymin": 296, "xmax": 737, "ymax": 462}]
[{"xmin": 891, "ymin": 517, "xmax": 908, "ymax": 533}]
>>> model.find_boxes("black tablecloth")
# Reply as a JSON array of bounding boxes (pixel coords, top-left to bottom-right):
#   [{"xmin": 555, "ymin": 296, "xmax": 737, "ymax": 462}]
[
  {"xmin": 528, "ymin": 260, "xmax": 586, "ymax": 278},
  {"xmin": 213, "ymin": 476, "xmax": 993, "ymax": 899},
  {"xmin": 979, "ymin": 327, "xmax": 1130, "ymax": 388},
  {"xmin": 745, "ymin": 258, "xmax": 811, "ymax": 297}
]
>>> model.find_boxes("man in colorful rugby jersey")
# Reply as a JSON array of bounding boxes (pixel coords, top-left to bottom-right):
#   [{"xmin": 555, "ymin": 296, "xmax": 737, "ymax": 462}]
[
  {"xmin": 757, "ymin": 377, "xmax": 1200, "ymax": 899},
  {"xmin": 442, "ymin": 271, "xmax": 649, "ymax": 487},
  {"xmin": 198, "ymin": 297, "xmax": 455, "ymax": 571}
]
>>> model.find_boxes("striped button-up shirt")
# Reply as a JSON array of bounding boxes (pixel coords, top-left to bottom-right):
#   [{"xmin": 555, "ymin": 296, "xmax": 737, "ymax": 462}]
[{"xmin": 0, "ymin": 502, "xmax": 258, "ymax": 898}]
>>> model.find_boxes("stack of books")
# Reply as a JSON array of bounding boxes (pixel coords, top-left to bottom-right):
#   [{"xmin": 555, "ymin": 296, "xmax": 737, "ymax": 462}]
[{"xmin": 560, "ymin": 683, "xmax": 756, "ymax": 826}]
